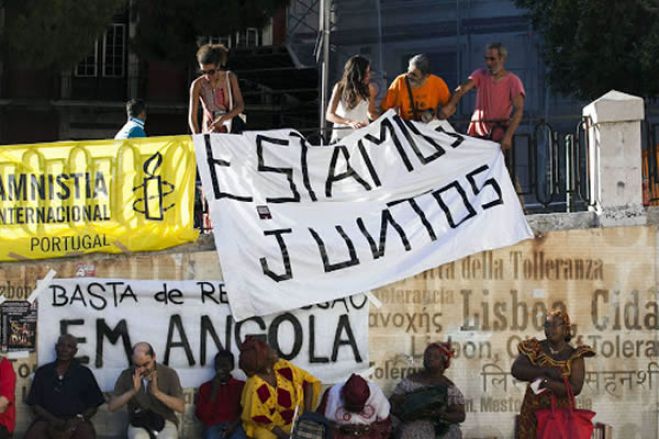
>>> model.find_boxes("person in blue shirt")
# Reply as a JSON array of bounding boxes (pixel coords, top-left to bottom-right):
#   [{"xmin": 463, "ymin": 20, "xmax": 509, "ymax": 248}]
[{"xmin": 115, "ymin": 99, "xmax": 147, "ymax": 139}]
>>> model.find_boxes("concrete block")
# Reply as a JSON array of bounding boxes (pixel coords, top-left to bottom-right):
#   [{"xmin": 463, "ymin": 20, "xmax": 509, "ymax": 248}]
[
  {"xmin": 584, "ymin": 90, "xmax": 646, "ymax": 227},
  {"xmin": 583, "ymin": 90, "xmax": 644, "ymax": 124},
  {"xmin": 596, "ymin": 204, "xmax": 647, "ymax": 227}
]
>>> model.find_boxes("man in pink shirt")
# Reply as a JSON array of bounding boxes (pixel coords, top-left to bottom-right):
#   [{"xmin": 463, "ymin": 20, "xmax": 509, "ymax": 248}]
[{"xmin": 441, "ymin": 42, "xmax": 525, "ymax": 151}]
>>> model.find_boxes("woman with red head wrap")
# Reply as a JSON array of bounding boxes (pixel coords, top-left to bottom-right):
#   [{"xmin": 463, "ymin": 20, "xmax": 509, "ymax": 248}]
[
  {"xmin": 238, "ymin": 336, "xmax": 320, "ymax": 439},
  {"xmin": 316, "ymin": 373, "xmax": 392, "ymax": 439},
  {"xmin": 390, "ymin": 341, "xmax": 465, "ymax": 438},
  {"xmin": 511, "ymin": 309, "xmax": 595, "ymax": 438}
]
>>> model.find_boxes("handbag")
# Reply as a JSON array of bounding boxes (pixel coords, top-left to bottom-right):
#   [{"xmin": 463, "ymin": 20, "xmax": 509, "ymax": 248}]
[
  {"xmin": 290, "ymin": 411, "xmax": 331, "ymax": 439},
  {"xmin": 535, "ymin": 377, "xmax": 595, "ymax": 439},
  {"xmin": 130, "ymin": 409, "xmax": 165, "ymax": 439},
  {"xmin": 398, "ymin": 382, "xmax": 448, "ymax": 421},
  {"xmin": 398, "ymin": 383, "xmax": 451, "ymax": 435},
  {"xmin": 226, "ymin": 71, "xmax": 247, "ymax": 134}
]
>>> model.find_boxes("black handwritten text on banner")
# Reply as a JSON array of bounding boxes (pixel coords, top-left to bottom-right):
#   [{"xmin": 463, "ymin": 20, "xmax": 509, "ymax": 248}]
[
  {"xmin": 194, "ymin": 111, "xmax": 533, "ymax": 320},
  {"xmin": 38, "ymin": 279, "xmax": 368, "ymax": 391}
]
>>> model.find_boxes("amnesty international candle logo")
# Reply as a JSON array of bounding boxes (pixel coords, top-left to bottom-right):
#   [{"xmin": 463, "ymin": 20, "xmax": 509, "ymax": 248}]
[
  {"xmin": 0, "ymin": 136, "xmax": 198, "ymax": 261},
  {"xmin": 132, "ymin": 152, "xmax": 175, "ymax": 221}
]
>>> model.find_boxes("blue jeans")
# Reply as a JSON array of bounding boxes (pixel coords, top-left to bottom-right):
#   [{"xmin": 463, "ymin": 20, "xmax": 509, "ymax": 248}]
[{"xmin": 204, "ymin": 422, "xmax": 248, "ymax": 439}]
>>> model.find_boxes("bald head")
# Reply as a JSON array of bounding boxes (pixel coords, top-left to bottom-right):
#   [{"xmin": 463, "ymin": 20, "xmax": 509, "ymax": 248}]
[
  {"xmin": 133, "ymin": 342, "xmax": 154, "ymax": 357},
  {"xmin": 132, "ymin": 341, "xmax": 156, "ymax": 374}
]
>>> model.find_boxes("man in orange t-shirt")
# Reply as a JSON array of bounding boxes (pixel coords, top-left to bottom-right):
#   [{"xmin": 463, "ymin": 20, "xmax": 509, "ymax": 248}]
[{"xmin": 381, "ymin": 54, "xmax": 451, "ymax": 122}]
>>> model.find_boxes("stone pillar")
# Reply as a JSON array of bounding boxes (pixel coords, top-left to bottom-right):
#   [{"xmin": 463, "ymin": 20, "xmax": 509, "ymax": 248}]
[{"xmin": 582, "ymin": 90, "xmax": 645, "ymax": 227}]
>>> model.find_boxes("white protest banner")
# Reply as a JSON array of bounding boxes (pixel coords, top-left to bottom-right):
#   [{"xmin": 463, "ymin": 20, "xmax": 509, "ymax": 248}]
[
  {"xmin": 195, "ymin": 111, "xmax": 533, "ymax": 321},
  {"xmin": 37, "ymin": 278, "xmax": 369, "ymax": 391}
]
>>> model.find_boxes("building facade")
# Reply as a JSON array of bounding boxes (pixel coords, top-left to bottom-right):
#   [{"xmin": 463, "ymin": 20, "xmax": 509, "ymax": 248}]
[{"xmin": 0, "ymin": 5, "xmax": 293, "ymax": 144}]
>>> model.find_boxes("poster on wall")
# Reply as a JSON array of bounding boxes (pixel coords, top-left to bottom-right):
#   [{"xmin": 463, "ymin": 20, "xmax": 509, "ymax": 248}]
[
  {"xmin": 195, "ymin": 111, "xmax": 533, "ymax": 321},
  {"xmin": 368, "ymin": 225, "xmax": 659, "ymax": 438},
  {"xmin": 37, "ymin": 278, "xmax": 369, "ymax": 391},
  {"xmin": 0, "ymin": 136, "xmax": 198, "ymax": 261},
  {"xmin": 1, "ymin": 300, "xmax": 37, "ymax": 352}
]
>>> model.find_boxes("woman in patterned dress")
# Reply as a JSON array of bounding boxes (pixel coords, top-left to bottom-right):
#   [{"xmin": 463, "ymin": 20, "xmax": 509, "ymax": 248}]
[
  {"xmin": 238, "ymin": 336, "xmax": 320, "ymax": 439},
  {"xmin": 390, "ymin": 341, "xmax": 466, "ymax": 439},
  {"xmin": 511, "ymin": 310, "xmax": 595, "ymax": 438}
]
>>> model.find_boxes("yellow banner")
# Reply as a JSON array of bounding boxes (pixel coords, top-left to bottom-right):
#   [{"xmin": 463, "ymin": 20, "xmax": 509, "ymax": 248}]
[{"xmin": 0, "ymin": 135, "xmax": 199, "ymax": 261}]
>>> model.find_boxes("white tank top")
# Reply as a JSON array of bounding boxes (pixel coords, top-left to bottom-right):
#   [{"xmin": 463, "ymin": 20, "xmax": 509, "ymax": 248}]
[{"xmin": 331, "ymin": 98, "xmax": 369, "ymax": 142}]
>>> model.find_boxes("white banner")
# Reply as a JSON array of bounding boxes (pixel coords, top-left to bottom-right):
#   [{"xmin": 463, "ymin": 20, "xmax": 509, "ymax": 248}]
[
  {"xmin": 195, "ymin": 111, "xmax": 533, "ymax": 321},
  {"xmin": 37, "ymin": 279, "xmax": 369, "ymax": 391}
]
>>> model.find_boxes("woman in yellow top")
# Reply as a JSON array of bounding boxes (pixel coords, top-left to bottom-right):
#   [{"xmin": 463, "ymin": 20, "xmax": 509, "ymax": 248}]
[
  {"xmin": 511, "ymin": 310, "xmax": 595, "ymax": 439},
  {"xmin": 239, "ymin": 337, "xmax": 321, "ymax": 439}
]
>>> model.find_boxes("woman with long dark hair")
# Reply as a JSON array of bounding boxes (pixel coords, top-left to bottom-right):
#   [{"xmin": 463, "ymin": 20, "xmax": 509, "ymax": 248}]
[{"xmin": 326, "ymin": 55, "xmax": 379, "ymax": 142}]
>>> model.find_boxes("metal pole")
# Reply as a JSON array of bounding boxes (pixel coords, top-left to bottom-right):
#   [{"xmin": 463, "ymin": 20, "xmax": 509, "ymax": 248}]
[
  {"xmin": 376, "ymin": 0, "xmax": 385, "ymax": 84},
  {"xmin": 319, "ymin": 0, "xmax": 330, "ymax": 144},
  {"xmin": 455, "ymin": 0, "xmax": 460, "ymax": 88},
  {"xmin": 565, "ymin": 134, "xmax": 574, "ymax": 212}
]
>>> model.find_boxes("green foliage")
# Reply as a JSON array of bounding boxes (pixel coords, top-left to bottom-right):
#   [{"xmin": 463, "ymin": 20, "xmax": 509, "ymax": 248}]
[
  {"xmin": 514, "ymin": 0, "xmax": 659, "ymax": 100},
  {"xmin": 2, "ymin": 0, "xmax": 125, "ymax": 69},
  {"xmin": 132, "ymin": 0, "xmax": 290, "ymax": 64}
]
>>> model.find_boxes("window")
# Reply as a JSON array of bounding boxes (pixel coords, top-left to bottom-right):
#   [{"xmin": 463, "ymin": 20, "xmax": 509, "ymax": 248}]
[
  {"xmin": 234, "ymin": 28, "xmax": 260, "ymax": 48},
  {"xmin": 75, "ymin": 45, "xmax": 98, "ymax": 77},
  {"xmin": 200, "ymin": 35, "xmax": 232, "ymax": 48},
  {"xmin": 103, "ymin": 24, "xmax": 126, "ymax": 77},
  {"xmin": 74, "ymin": 23, "xmax": 126, "ymax": 78},
  {"xmin": 200, "ymin": 28, "xmax": 260, "ymax": 50},
  {"xmin": 244, "ymin": 28, "xmax": 258, "ymax": 47}
]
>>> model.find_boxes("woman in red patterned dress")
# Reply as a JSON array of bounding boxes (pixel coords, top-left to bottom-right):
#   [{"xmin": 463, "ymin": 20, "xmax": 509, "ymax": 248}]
[{"xmin": 511, "ymin": 310, "xmax": 595, "ymax": 438}]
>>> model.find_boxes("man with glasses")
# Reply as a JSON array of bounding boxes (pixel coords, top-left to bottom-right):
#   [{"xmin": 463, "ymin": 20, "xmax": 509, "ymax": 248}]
[
  {"xmin": 381, "ymin": 54, "xmax": 451, "ymax": 123},
  {"xmin": 24, "ymin": 334, "xmax": 105, "ymax": 439},
  {"xmin": 108, "ymin": 342, "xmax": 184, "ymax": 439},
  {"xmin": 440, "ymin": 42, "xmax": 525, "ymax": 151}
]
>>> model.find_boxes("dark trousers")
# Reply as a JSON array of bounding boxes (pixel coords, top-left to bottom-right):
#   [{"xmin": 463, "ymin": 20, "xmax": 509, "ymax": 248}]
[
  {"xmin": 0, "ymin": 425, "xmax": 10, "ymax": 439},
  {"xmin": 23, "ymin": 419, "xmax": 96, "ymax": 439}
]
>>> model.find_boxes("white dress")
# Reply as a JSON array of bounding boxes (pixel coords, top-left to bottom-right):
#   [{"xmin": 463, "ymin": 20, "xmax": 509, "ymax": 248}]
[{"xmin": 331, "ymin": 98, "xmax": 369, "ymax": 142}]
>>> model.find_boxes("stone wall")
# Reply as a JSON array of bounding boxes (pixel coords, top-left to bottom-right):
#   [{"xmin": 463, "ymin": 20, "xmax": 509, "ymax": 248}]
[{"xmin": 1, "ymin": 216, "xmax": 658, "ymax": 438}]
